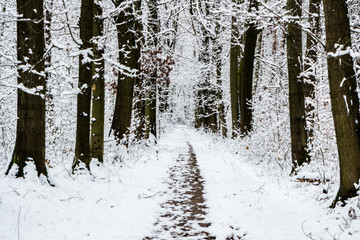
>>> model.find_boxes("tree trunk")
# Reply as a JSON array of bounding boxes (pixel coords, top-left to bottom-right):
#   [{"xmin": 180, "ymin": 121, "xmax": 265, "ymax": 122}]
[
  {"xmin": 7, "ymin": 0, "xmax": 47, "ymax": 177},
  {"xmin": 304, "ymin": 0, "xmax": 321, "ymax": 148},
  {"xmin": 230, "ymin": 10, "xmax": 240, "ymax": 136},
  {"xmin": 90, "ymin": 0, "xmax": 105, "ymax": 163},
  {"xmin": 238, "ymin": 25, "xmax": 259, "ymax": 135},
  {"xmin": 133, "ymin": 0, "xmax": 144, "ymax": 142},
  {"xmin": 238, "ymin": 1, "xmax": 260, "ymax": 135},
  {"xmin": 73, "ymin": 0, "xmax": 94, "ymax": 170},
  {"xmin": 323, "ymin": 0, "xmax": 360, "ymax": 206},
  {"xmin": 286, "ymin": 0, "xmax": 309, "ymax": 173},
  {"xmin": 194, "ymin": 0, "xmax": 218, "ymax": 132},
  {"xmin": 213, "ymin": 0, "xmax": 227, "ymax": 137},
  {"xmin": 111, "ymin": 0, "xmax": 141, "ymax": 143},
  {"xmin": 45, "ymin": 0, "xmax": 56, "ymax": 141},
  {"xmin": 145, "ymin": 0, "xmax": 159, "ymax": 139}
]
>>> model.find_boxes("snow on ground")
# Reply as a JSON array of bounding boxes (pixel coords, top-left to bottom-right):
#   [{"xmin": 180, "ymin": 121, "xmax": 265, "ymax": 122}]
[
  {"xmin": 188, "ymin": 128, "xmax": 360, "ymax": 240},
  {"xmin": 1, "ymin": 125, "xmax": 360, "ymax": 240},
  {"xmin": 0, "ymin": 129, "xmax": 188, "ymax": 240}
]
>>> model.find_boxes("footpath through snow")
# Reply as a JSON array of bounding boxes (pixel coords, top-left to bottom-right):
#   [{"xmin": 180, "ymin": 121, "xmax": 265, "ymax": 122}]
[
  {"xmin": 145, "ymin": 143, "xmax": 215, "ymax": 239},
  {"xmin": 0, "ymin": 125, "xmax": 360, "ymax": 239}
]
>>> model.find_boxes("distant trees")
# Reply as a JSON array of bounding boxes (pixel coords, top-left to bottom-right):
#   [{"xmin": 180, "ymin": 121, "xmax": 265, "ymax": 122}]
[
  {"xmin": 144, "ymin": 0, "xmax": 159, "ymax": 139},
  {"xmin": 193, "ymin": 0, "xmax": 218, "ymax": 132},
  {"xmin": 7, "ymin": 0, "xmax": 47, "ymax": 177},
  {"xmin": 193, "ymin": 0, "xmax": 227, "ymax": 134},
  {"xmin": 323, "ymin": 0, "xmax": 360, "ymax": 206}
]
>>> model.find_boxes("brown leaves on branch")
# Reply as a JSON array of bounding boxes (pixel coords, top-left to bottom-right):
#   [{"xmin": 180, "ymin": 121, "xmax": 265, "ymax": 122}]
[{"xmin": 141, "ymin": 45, "xmax": 175, "ymax": 86}]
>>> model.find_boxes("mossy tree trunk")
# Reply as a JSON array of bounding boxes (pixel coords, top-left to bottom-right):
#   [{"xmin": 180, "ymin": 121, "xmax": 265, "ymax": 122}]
[
  {"xmin": 90, "ymin": 0, "xmax": 105, "ymax": 163},
  {"xmin": 286, "ymin": 0, "xmax": 309, "ymax": 173},
  {"xmin": 323, "ymin": 0, "xmax": 360, "ymax": 206},
  {"xmin": 7, "ymin": 0, "xmax": 47, "ymax": 177},
  {"xmin": 73, "ymin": 0, "xmax": 94, "ymax": 171}
]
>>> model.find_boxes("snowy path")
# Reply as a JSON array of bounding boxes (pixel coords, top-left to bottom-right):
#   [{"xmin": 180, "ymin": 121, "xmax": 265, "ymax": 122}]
[
  {"xmin": 144, "ymin": 143, "xmax": 215, "ymax": 239},
  {"xmin": 1, "ymin": 126, "xmax": 360, "ymax": 239}
]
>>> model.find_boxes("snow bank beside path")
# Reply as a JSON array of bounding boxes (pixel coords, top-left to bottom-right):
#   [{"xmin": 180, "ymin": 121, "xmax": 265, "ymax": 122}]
[
  {"xmin": 0, "ymin": 128, "xmax": 188, "ymax": 240},
  {"xmin": 187, "ymin": 128, "xmax": 360, "ymax": 240}
]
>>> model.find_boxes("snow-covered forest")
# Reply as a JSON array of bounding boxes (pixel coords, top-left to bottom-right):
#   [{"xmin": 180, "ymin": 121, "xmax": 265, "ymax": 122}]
[{"xmin": 1, "ymin": 0, "xmax": 360, "ymax": 239}]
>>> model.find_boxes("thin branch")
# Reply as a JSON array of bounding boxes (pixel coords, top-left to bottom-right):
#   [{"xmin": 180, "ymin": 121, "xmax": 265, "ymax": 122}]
[{"xmin": 61, "ymin": 0, "xmax": 81, "ymax": 46}]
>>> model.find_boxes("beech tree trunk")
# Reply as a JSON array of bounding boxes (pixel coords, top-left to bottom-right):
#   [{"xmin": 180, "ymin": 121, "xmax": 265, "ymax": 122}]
[
  {"xmin": 286, "ymin": 0, "xmax": 309, "ymax": 173},
  {"xmin": 323, "ymin": 0, "xmax": 360, "ymax": 206},
  {"xmin": 7, "ymin": 0, "xmax": 47, "ymax": 177},
  {"xmin": 73, "ymin": 0, "xmax": 94, "ymax": 170},
  {"xmin": 90, "ymin": 0, "xmax": 105, "ymax": 163}
]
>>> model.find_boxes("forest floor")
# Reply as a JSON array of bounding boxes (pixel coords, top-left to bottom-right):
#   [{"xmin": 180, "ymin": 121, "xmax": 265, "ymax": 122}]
[{"xmin": 1, "ymin": 125, "xmax": 360, "ymax": 240}]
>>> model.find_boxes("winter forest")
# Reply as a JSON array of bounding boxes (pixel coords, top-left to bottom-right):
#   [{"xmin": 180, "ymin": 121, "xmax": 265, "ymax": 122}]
[{"xmin": 1, "ymin": 0, "xmax": 360, "ymax": 239}]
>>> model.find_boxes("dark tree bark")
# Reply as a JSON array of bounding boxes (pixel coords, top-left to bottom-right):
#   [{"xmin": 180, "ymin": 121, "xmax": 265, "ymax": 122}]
[
  {"xmin": 90, "ymin": 0, "xmax": 105, "ymax": 163},
  {"xmin": 238, "ymin": 0, "xmax": 260, "ymax": 136},
  {"xmin": 111, "ymin": 0, "xmax": 142, "ymax": 143},
  {"xmin": 7, "ymin": 0, "xmax": 47, "ymax": 177},
  {"xmin": 73, "ymin": 0, "xmax": 94, "ymax": 170},
  {"xmin": 286, "ymin": 0, "xmax": 309, "ymax": 173},
  {"xmin": 322, "ymin": 0, "xmax": 360, "ymax": 207},
  {"xmin": 230, "ymin": 1, "xmax": 241, "ymax": 136}
]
